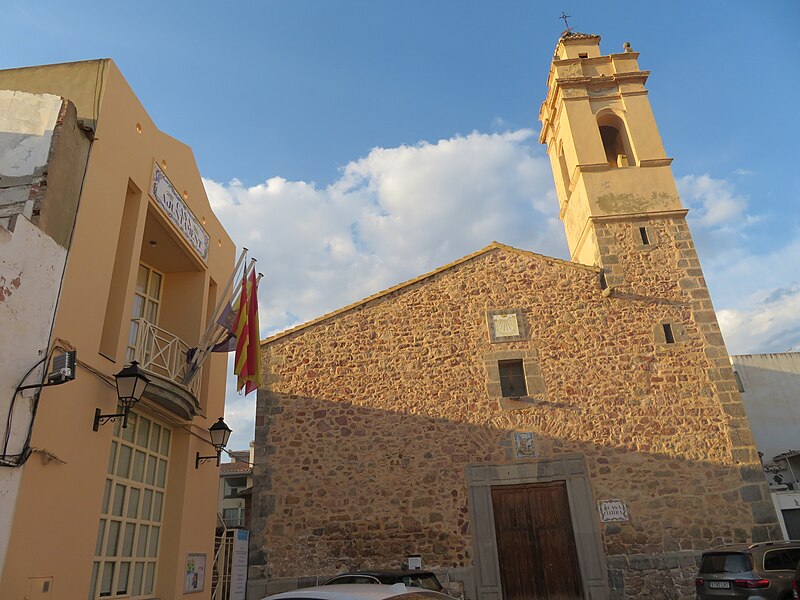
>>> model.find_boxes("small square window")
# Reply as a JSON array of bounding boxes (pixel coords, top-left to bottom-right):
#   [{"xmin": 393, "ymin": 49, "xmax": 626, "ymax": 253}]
[{"xmin": 499, "ymin": 360, "xmax": 527, "ymax": 397}]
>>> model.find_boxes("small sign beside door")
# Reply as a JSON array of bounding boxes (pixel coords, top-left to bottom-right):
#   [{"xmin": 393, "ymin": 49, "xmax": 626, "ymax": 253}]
[
  {"xmin": 184, "ymin": 553, "xmax": 206, "ymax": 593},
  {"xmin": 598, "ymin": 499, "xmax": 629, "ymax": 522}
]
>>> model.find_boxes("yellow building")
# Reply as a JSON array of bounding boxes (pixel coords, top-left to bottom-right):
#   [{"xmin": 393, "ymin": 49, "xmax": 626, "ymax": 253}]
[{"xmin": 0, "ymin": 60, "xmax": 235, "ymax": 599}]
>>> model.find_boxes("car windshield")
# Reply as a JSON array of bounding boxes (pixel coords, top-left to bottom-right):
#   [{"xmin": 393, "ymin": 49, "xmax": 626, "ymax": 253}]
[
  {"xmin": 326, "ymin": 576, "xmax": 380, "ymax": 585},
  {"xmin": 700, "ymin": 552, "xmax": 752, "ymax": 574},
  {"xmin": 400, "ymin": 575, "xmax": 442, "ymax": 591}
]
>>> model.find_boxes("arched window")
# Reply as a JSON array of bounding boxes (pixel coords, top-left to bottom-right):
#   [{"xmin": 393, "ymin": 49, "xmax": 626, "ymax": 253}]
[{"xmin": 596, "ymin": 113, "xmax": 635, "ymax": 168}]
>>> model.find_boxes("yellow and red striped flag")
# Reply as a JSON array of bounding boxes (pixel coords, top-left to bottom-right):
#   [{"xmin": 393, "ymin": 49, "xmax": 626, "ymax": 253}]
[{"xmin": 233, "ymin": 267, "xmax": 261, "ymax": 395}]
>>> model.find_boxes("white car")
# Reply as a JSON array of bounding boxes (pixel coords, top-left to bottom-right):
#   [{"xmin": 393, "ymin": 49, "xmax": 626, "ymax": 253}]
[{"xmin": 263, "ymin": 583, "xmax": 453, "ymax": 600}]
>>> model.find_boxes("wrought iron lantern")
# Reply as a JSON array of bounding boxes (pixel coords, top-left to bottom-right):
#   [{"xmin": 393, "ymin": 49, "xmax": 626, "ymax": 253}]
[
  {"xmin": 195, "ymin": 417, "xmax": 233, "ymax": 468},
  {"xmin": 93, "ymin": 361, "xmax": 150, "ymax": 431}
]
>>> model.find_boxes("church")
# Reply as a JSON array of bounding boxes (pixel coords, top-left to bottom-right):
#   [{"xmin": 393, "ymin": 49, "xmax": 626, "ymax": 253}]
[{"xmin": 247, "ymin": 33, "xmax": 780, "ymax": 600}]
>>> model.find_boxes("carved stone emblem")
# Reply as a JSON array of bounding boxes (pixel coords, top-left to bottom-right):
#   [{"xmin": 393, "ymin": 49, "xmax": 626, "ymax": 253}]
[{"xmin": 513, "ymin": 432, "xmax": 536, "ymax": 458}]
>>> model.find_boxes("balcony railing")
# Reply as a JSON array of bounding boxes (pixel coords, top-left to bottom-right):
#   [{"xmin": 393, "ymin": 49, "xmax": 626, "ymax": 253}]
[
  {"xmin": 222, "ymin": 515, "xmax": 246, "ymax": 528},
  {"xmin": 129, "ymin": 318, "xmax": 202, "ymax": 398}
]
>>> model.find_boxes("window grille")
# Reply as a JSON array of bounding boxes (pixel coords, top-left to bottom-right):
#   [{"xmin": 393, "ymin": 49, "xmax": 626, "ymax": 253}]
[{"xmin": 89, "ymin": 411, "xmax": 170, "ymax": 599}]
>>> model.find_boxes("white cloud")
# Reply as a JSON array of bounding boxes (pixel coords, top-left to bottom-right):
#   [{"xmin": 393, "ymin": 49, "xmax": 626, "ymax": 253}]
[
  {"xmin": 678, "ymin": 174, "xmax": 751, "ymax": 229},
  {"xmin": 718, "ymin": 286, "xmax": 800, "ymax": 355},
  {"xmin": 677, "ymin": 173, "xmax": 800, "ymax": 355},
  {"xmin": 206, "ymin": 129, "xmax": 565, "ymax": 336},
  {"xmin": 709, "ymin": 237, "xmax": 800, "ymax": 355}
]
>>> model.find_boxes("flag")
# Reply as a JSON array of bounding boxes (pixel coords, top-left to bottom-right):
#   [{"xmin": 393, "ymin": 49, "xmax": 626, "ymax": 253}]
[
  {"xmin": 183, "ymin": 299, "xmax": 239, "ymax": 384},
  {"xmin": 181, "ymin": 250, "xmax": 251, "ymax": 386},
  {"xmin": 233, "ymin": 268, "xmax": 261, "ymax": 395},
  {"xmin": 211, "ymin": 303, "xmax": 238, "ymax": 353}
]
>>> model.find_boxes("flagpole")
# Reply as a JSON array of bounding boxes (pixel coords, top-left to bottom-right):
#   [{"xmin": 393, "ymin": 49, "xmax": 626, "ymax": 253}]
[
  {"xmin": 182, "ymin": 251, "xmax": 252, "ymax": 386},
  {"xmin": 199, "ymin": 258, "xmax": 256, "ymax": 347},
  {"xmin": 205, "ymin": 270, "xmax": 263, "ymax": 348},
  {"xmin": 198, "ymin": 249, "xmax": 249, "ymax": 350},
  {"xmin": 222, "ymin": 259, "xmax": 257, "ymax": 323}
]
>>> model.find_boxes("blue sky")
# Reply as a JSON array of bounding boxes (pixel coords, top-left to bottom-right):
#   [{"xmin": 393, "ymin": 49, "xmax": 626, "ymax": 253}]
[{"xmin": 3, "ymin": 1, "xmax": 799, "ymax": 449}]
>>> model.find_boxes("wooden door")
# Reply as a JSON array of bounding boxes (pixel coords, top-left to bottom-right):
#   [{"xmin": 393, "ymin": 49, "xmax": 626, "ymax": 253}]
[{"xmin": 491, "ymin": 482, "xmax": 583, "ymax": 600}]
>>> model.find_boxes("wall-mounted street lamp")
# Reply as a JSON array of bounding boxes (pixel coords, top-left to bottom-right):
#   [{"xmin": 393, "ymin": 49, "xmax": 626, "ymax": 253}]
[
  {"xmin": 195, "ymin": 417, "xmax": 233, "ymax": 468},
  {"xmin": 93, "ymin": 361, "xmax": 150, "ymax": 431}
]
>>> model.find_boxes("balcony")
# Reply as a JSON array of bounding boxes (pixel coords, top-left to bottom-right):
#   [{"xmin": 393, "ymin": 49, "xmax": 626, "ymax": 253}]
[
  {"xmin": 222, "ymin": 515, "xmax": 246, "ymax": 529},
  {"xmin": 128, "ymin": 318, "xmax": 202, "ymax": 420}
]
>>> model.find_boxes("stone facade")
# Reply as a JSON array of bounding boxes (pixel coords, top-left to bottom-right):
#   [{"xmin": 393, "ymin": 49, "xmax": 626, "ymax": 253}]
[
  {"xmin": 249, "ymin": 32, "xmax": 780, "ymax": 600},
  {"xmin": 250, "ymin": 240, "xmax": 778, "ymax": 598}
]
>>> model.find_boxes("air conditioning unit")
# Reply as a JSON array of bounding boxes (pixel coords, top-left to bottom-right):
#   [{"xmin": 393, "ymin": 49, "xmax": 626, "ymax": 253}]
[{"xmin": 47, "ymin": 351, "xmax": 76, "ymax": 384}]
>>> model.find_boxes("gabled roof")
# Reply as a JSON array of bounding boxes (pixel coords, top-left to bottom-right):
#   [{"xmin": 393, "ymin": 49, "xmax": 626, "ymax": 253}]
[{"xmin": 261, "ymin": 241, "xmax": 598, "ymax": 345}]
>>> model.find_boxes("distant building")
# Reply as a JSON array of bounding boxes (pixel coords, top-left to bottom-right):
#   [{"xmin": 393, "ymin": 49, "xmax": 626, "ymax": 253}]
[
  {"xmin": 731, "ymin": 352, "xmax": 800, "ymax": 539},
  {"xmin": 219, "ymin": 446, "xmax": 254, "ymax": 529},
  {"xmin": 248, "ymin": 33, "xmax": 781, "ymax": 600},
  {"xmin": 0, "ymin": 60, "xmax": 235, "ymax": 599}
]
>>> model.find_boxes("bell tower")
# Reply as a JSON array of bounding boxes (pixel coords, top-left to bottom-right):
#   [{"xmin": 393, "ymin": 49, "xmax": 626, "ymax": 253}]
[{"xmin": 539, "ymin": 33, "xmax": 685, "ymax": 276}]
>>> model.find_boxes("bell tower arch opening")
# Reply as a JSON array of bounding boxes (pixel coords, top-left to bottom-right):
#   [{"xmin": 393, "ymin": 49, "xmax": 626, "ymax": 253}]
[{"xmin": 596, "ymin": 111, "xmax": 635, "ymax": 168}]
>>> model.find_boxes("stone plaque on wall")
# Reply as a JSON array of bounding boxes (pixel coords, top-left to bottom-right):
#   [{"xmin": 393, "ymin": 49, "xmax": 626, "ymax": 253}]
[
  {"xmin": 487, "ymin": 308, "xmax": 527, "ymax": 342},
  {"xmin": 598, "ymin": 499, "xmax": 629, "ymax": 522},
  {"xmin": 151, "ymin": 163, "xmax": 210, "ymax": 261}
]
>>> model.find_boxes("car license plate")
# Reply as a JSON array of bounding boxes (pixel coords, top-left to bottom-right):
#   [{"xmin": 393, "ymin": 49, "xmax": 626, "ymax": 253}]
[{"xmin": 708, "ymin": 581, "xmax": 730, "ymax": 589}]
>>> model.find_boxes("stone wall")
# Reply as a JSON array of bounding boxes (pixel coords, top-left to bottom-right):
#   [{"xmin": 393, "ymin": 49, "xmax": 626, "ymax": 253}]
[{"xmin": 251, "ymin": 227, "xmax": 779, "ymax": 599}]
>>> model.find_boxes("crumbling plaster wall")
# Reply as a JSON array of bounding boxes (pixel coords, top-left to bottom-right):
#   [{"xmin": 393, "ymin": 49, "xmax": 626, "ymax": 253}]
[{"xmin": 0, "ymin": 90, "xmax": 86, "ymax": 580}]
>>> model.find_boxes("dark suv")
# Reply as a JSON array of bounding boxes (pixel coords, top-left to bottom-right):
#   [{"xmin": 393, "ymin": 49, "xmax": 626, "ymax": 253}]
[{"xmin": 696, "ymin": 541, "xmax": 800, "ymax": 599}]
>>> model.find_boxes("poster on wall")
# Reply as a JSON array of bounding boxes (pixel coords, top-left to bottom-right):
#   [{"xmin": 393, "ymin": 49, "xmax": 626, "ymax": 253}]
[
  {"xmin": 184, "ymin": 553, "xmax": 206, "ymax": 593},
  {"xmin": 231, "ymin": 529, "xmax": 249, "ymax": 600}
]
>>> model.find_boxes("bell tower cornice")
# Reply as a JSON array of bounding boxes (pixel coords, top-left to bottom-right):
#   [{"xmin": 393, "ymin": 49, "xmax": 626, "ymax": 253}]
[{"xmin": 539, "ymin": 53, "xmax": 652, "ymax": 145}]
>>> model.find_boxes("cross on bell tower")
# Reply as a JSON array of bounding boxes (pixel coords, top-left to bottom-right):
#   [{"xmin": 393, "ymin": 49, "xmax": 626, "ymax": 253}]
[{"xmin": 559, "ymin": 12, "xmax": 573, "ymax": 34}]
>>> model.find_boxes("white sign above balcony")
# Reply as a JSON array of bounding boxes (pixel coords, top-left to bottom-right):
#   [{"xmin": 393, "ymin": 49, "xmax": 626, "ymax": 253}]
[{"xmin": 150, "ymin": 163, "xmax": 209, "ymax": 261}]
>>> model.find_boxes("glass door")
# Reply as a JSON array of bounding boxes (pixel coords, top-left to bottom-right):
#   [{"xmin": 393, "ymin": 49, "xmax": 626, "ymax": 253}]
[{"xmin": 126, "ymin": 264, "xmax": 163, "ymax": 364}]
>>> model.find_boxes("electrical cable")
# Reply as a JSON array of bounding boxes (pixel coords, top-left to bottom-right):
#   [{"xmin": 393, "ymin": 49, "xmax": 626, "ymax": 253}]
[
  {"xmin": 2, "ymin": 333, "xmax": 244, "ymax": 467},
  {"xmin": 1, "ymin": 345, "xmax": 59, "ymax": 467},
  {"xmin": 15, "ymin": 344, "xmax": 60, "ymax": 466},
  {"xmin": 2, "ymin": 355, "xmax": 46, "ymax": 458}
]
